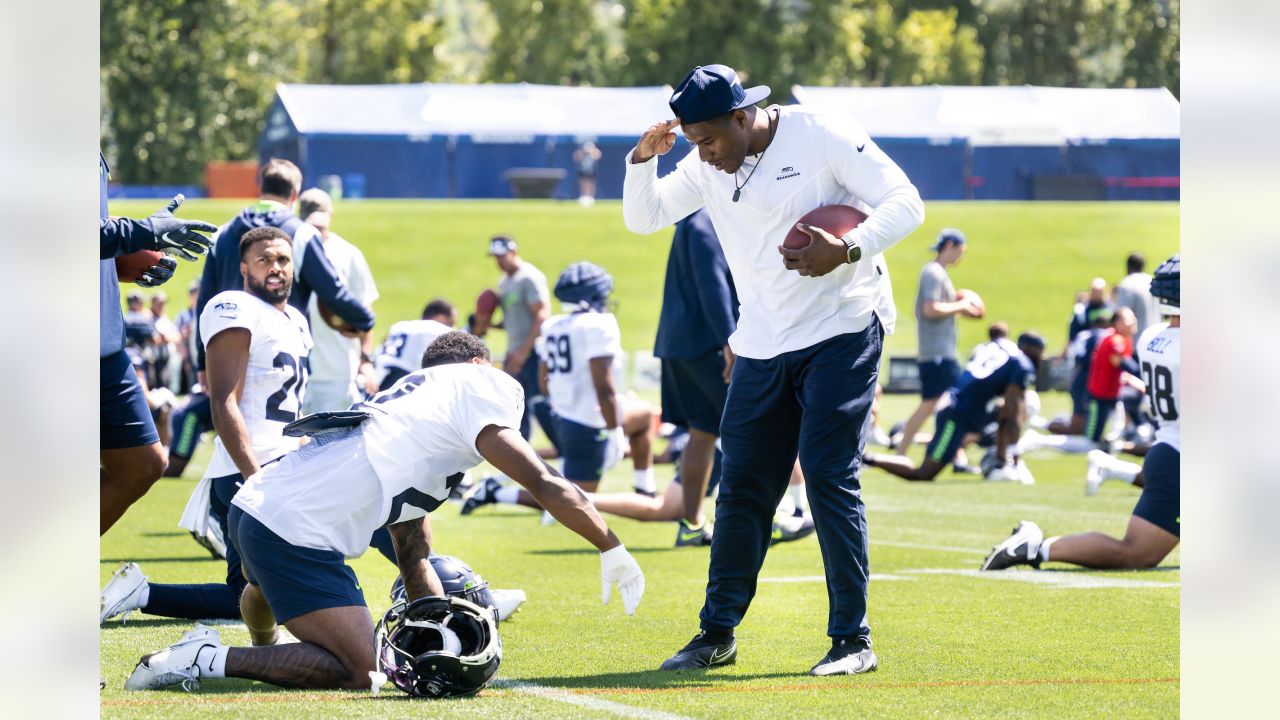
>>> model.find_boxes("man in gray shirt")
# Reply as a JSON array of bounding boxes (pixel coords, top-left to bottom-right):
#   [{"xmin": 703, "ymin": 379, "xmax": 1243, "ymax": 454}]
[
  {"xmin": 1114, "ymin": 252, "xmax": 1159, "ymax": 336},
  {"xmin": 489, "ymin": 235, "xmax": 554, "ymax": 441},
  {"xmin": 897, "ymin": 228, "xmax": 981, "ymax": 458}
]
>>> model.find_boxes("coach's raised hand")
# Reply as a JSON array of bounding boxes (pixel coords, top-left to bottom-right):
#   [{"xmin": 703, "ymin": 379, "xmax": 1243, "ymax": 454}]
[
  {"xmin": 142, "ymin": 194, "xmax": 219, "ymax": 262},
  {"xmin": 631, "ymin": 118, "xmax": 681, "ymax": 164}
]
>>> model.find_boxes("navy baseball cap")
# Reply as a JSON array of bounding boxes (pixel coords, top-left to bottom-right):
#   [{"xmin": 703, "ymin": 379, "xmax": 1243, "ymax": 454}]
[
  {"xmin": 930, "ymin": 228, "xmax": 966, "ymax": 251},
  {"xmin": 488, "ymin": 235, "xmax": 517, "ymax": 256},
  {"xmin": 669, "ymin": 64, "xmax": 770, "ymax": 125},
  {"xmin": 1017, "ymin": 331, "xmax": 1046, "ymax": 351}
]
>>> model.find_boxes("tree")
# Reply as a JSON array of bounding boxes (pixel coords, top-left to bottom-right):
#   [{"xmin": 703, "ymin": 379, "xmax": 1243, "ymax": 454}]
[
  {"xmin": 484, "ymin": 0, "xmax": 613, "ymax": 85},
  {"xmin": 301, "ymin": 0, "xmax": 446, "ymax": 84},
  {"xmin": 887, "ymin": 8, "xmax": 983, "ymax": 86}
]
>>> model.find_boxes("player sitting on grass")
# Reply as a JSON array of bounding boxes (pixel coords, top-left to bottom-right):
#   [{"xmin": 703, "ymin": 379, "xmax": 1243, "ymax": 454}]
[
  {"xmin": 462, "ymin": 262, "xmax": 657, "ymax": 515},
  {"xmin": 864, "ymin": 332, "xmax": 1045, "ymax": 483},
  {"xmin": 983, "ymin": 256, "xmax": 1180, "ymax": 571},
  {"xmin": 125, "ymin": 331, "xmax": 644, "ymax": 692}
]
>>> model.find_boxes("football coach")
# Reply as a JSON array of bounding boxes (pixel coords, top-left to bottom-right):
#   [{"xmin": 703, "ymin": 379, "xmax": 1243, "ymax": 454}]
[{"xmin": 623, "ymin": 64, "xmax": 923, "ymax": 676}]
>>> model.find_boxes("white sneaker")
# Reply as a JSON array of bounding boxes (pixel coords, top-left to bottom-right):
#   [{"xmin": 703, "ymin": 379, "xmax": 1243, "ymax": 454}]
[
  {"xmin": 491, "ymin": 588, "xmax": 528, "ymax": 621},
  {"xmin": 539, "ymin": 510, "xmax": 558, "ymax": 526},
  {"xmin": 101, "ymin": 562, "xmax": 148, "ymax": 625},
  {"xmin": 124, "ymin": 625, "xmax": 223, "ymax": 691},
  {"xmin": 1085, "ymin": 449, "xmax": 1110, "ymax": 496},
  {"xmin": 1016, "ymin": 429, "xmax": 1044, "ymax": 455},
  {"xmin": 1016, "ymin": 459, "xmax": 1036, "ymax": 486}
]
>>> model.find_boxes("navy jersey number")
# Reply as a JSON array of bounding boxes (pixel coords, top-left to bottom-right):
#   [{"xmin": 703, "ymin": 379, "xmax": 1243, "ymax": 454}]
[
  {"xmin": 544, "ymin": 335, "xmax": 572, "ymax": 373},
  {"xmin": 1140, "ymin": 361, "xmax": 1178, "ymax": 421},
  {"xmin": 383, "ymin": 333, "xmax": 408, "ymax": 358},
  {"xmin": 265, "ymin": 352, "xmax": 305, "ymax": 422}
]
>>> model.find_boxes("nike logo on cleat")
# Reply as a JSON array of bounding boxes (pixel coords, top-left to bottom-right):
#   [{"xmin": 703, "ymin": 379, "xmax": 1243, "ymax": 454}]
[{"xmin": 709, "ymin": 647, "xmax": 734, "ymax": 663}]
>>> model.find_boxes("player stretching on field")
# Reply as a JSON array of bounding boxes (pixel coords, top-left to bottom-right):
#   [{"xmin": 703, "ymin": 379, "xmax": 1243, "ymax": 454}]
[
  {"xmin": 374, "ymin": 298, "xmax": 457, "ymax": 391},
  {"xmin": 983, "ymin": 256, "xmax": 1180, "ymax": 571},
  {"xmin": 125, "ymin": 332, "xmax": 644, "ymax": 692},
  {"xmin": 102, "ymin": 227, "xmax": 312, "ymax": 624},
  {"xmin": 624, "ymin": 64, "xmax": 924, "ymax": 675}
]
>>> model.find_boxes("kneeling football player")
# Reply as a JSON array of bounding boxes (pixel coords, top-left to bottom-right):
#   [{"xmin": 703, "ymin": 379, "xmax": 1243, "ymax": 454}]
[{"xmin": 125, "ymin": 332, "xmax": 644, "ymax": 692}]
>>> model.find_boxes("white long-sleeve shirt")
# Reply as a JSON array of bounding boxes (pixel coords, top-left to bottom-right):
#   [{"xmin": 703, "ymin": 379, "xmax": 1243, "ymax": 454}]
[{"xmin": 624, "ymin": 105, "xmax": 924, "ymax": 359}]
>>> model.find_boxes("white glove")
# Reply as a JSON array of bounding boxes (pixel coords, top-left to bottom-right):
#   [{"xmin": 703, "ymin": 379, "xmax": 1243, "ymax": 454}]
[
  {"xmin": 602, "ymin": 426, "xmax": 626, "ymax": 471},
  {"xmin": 600, "ymin": 545, "xmax": 644, "ymax": 615}
]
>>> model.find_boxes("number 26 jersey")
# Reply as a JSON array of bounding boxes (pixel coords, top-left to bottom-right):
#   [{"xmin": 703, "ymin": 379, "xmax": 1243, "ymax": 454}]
[
  {"xmin": 1135, "ymin": 322, "xmax": 1180, "ymax": 452},
  {"xmin": 200, "ymin": 290, "xmax": 314, "ymax": 477}
]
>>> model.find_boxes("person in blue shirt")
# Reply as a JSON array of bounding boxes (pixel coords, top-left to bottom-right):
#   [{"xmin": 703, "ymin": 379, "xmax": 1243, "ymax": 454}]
[
  {"xmin": 100, "ymin": 152, "xmax": 218, "ymax": 534},
  {"xmin": 194, "ymin": 159, "xmax": 375, "ymax": 372},
  {"xmin": 652, "ymin": 209, "xmax": 738, "ymax": 547},
  {"xmin": 866, "ymin": 332, "xmax": 1045, "ymax": 482}
]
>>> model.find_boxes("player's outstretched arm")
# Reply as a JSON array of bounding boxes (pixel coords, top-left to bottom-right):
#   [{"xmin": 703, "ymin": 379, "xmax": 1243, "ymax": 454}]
[{"xmin": 386, "ymin": 517, "xmax": 445, "ymax": 601}]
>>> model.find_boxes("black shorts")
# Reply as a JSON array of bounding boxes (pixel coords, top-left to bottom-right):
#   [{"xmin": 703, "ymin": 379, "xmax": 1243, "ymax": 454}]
[
  {"xmin": 229, "ymin": 505, "xmax": 366, "ymax": 624},
  {"xmin": 1084, "ymin": 394, "xmax": 1117, "ymax": 443},
  {"xmin": 925, "ymin": 405, "xmax": 977, "ymax": 465},
  {"xmin": 101, "ymin": 349, "xmax": 159, "ymax": 449},
  {"xmin": 1132, "ymin": 443, "xmax": 1180, "ymax": 537},
  {"xmin": 918, "ymin": 358, "xmax": 961, "ymax": 401},
  {"xmin": 555, "ymin": 415, "xmax": 609, "ymax": 483},
  {"xmin": 660, "ymin": 352, "xmax": 728, "ymax": 435}
]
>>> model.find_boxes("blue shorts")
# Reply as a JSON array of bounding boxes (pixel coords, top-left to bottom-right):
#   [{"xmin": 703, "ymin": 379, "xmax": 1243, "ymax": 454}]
[
  {"xmin": 101, "ymin": 349, "xmax": 160, "ymax": 449},
  {"xmin": 1133, "ymin": 443, "xmax": 1180, "ymax": 537},
  {"xmin": 555, "ymin": 415, "xmax": 608, "ymax": 484},
  {"xmin": 660, "ymin": 352, "xmax": 728, "ymax": 435},
  {"xmin": 918, "ymin": 358, "xmax": 961, "ymax": 401},
  {"xmin": 169, "ymin": 393, "xmax": 213, "ymax": 460},
  {"xmin": 1070, "ymin": 382, "xmax": 1089, "ymax": 417},
  {"xmin": 1083, "ymin": 394, "xmax": 1117, "ymax": 443},
  {"xmin": 228, "ymin": 505, "xmax": 366, "ymax": 624},
  {"xmin": 925, "ymin": 405, "xmax": 976, "ymax": 465}
]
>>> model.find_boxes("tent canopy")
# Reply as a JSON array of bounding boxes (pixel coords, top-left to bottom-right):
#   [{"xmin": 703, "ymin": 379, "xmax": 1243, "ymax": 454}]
[
  {"xmin": 273, "ymin": 82, "xmax": 675, "ymax": 139},
  {"xmin": 790, "ymin": 85, "xmax": 1180, "ymax": 145}
]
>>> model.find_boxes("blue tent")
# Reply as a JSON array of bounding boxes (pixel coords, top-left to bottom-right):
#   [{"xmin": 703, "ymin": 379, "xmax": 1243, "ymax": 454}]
[
  {"xmin": 259, "ymin": 83, "xmax": 689, "ymax": 199},
  {"xmin": 790, "ymin": 85, "xmax": 1180, "ymax": 200}
]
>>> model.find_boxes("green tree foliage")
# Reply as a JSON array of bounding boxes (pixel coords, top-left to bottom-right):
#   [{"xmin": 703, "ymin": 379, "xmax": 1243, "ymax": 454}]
[
  {"xmin": 887, "ymin": 8, "xmax": 983, "ymax": 85},
  {"xmin": 484, "ymin": 0, "xmax": 613, "ymax": 85},
  {"xmin": 300, "ymin": 0, "xmax": 446, "ymax": 84}
]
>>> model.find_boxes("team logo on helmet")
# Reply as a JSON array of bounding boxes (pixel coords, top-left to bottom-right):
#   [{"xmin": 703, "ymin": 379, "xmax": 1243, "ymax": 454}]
[{"xmin": 375, "ymin": 595, "xmax": 502, "ymax": 698}]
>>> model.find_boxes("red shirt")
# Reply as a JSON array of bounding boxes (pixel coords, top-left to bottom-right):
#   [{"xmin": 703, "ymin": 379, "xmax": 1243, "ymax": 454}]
[{"xmin": 1086, "ymin": 330, "xmax": 1132, "ymax": 400}]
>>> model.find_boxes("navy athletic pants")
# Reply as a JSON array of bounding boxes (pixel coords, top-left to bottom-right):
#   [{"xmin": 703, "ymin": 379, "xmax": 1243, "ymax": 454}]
[{"xmin": 699, "ymin": 320, "xmax": 882, "ymax": 640}]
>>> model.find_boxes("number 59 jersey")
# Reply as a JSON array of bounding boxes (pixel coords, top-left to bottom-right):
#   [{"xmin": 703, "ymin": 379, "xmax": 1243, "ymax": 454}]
[
  {"xmin": 1135, "ymin": 322, "xmax": 1180, "ymax": 451},
  {"xmin": 200, "ymin": 290, "xmax": 314, "ymax": 477},
  {"xmin": 537, "ymin": 311, "xmax": 623, "ymax": 429}
]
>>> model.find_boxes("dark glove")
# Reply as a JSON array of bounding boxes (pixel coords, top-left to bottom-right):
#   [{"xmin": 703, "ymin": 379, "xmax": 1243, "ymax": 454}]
[
  {"xmin": 136, "ymin": 255, "xmax": 178, "ymax": 288},
  {"xmin": 141, "ymin": 194, "xmax": 218, "ymax": 262}
]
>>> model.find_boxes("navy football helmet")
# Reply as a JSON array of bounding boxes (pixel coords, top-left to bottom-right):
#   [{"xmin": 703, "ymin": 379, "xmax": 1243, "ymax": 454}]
[
  {"xmin": 375, "ymin": 595, "xmax": 502, "ymax": 698},
  {"xmin": 554, "ymin": 261, "xmax": 613, "ymax": 311},
  {"xmin": 390, "ymin": 554, "xmax": 495, "ymax": 612},
  {"xmin": 1150, "ymin": 254, "xmax": 1179, "ymax": 315}
]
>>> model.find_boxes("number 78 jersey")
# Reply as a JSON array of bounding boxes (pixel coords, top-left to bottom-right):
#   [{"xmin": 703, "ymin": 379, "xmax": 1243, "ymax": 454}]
[
  {"xmin": 538, "ymin": 311, "xmax": 623, "ymax": 429},
  {"xmin": 1136, "ymin": 322, "xmax": 1180, "ymax": 451},
  {"xmin": 200, "ymin": 290, "xmax": 314, "ymax": 477}
]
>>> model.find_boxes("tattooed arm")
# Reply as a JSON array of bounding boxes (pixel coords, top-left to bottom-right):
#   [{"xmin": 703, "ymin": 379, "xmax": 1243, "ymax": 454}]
[{"xmin": 387, "ymin": 516, "xmax": 444, "ymax": 601}]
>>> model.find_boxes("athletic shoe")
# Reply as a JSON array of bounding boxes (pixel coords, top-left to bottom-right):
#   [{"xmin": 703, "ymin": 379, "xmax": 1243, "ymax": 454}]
[
  {"xmin": 658, "ymin": 631, "xmax": 737, "ymax": 671},
  {"xmin": 124, "ymin": 625, "xmax": 222, "ymax": 691},
  {"xmin": 491, "ymin": 588, "xmax": 527, "ymax": 622},
  {"xmin": 460, "ymin": 476, "xmax": 503, "ymax": 516},
  {"xmin": 449, "ymin": 475, "xmax": 475, "ymax": 503},
  {"xmin": 870, "ymin": 425, "xmax": 893, "ymax": 448},
  {"xmin": 887, "ymin": 421, "xmax": 906, "ymax": 451},
  {"xmin": 809, "ymin": 636, "xmax": 878, "ymax": 676},
  {"xmin": 188, "ymin": 514, "xmax": 227, "ymax": 560},
  {"xmin": 634, "ymin": 486, "xmax": 657, "ymax": 498},
  {"xmin": 771, "ymin": 511, "xmax": 815, "ymax": 545},
  {"xmin": 539, "ymin": 510, "xmax": 558, "ymax": 526},
  {"xmin": 952, "ymin": 461, "xmax": 980, "ymax": 475},
  {"xmin": 674, "ymin": 519, "xmax": 713, "ymax": 547},
  {"xmin": 101, "ymin": 562, "xmax": 149, "ymax": 625},
  {"xmin": 1015, "ymin": 429, "xmax": 1045, "ymax": 455},
  {"xmin": 980, "ymin": 521, "xmax": 1044, "ymax": 571},
  {"xmin": 1085, "ymin": 449, "xmax": 1109, "ymax": 496}
]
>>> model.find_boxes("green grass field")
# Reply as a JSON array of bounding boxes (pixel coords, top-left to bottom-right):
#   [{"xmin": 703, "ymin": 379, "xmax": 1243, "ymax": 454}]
[{"xmin": 102, "ymin": 200, "xmax": 1179, "ymax": 717}]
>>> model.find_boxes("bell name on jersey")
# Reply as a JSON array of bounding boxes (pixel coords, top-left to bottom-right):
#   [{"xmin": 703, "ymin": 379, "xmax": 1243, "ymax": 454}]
[
  {"xmin": 199, "ymin": 290, "xmax": 314, "ymax": 477},
  {"xmin": 538, "ymin": 311, "xmax": 623, "ymax": 429}
]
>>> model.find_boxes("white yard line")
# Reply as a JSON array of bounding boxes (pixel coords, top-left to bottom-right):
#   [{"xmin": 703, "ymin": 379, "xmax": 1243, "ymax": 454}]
[
  {"xmin": 497, "ymin": 680, "xmax": 696, "ymax": 720},
  {"xmin": 905, "ymin": 568, "xmax": 1179, "ymax": 589}
]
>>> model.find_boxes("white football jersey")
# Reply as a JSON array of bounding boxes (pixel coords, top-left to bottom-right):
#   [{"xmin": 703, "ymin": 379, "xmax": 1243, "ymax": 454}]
[
  {"xmin": 374, "ymin": 319, "xmax": 455, "ymax": 383},
  {"xmin": 1135, "ymin": 322, "xmax": 1180, "ymax": 451},
  {"xmin": 538, "ymin": 311, "xmax": 623, "ymax": 428},
  {"xmin": 232, "ymin": 363, "xmax": 523, "ymax": 556},
  {"xmin": 200, "ymin": 291, "xmax": 313, "ymax": 477}
]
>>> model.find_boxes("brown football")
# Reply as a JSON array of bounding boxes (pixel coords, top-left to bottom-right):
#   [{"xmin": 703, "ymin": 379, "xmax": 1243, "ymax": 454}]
[
  {"xmin": 317, "ymin": 299, "xmax": 351, "ymax": 330},
  {"xmin": 115, "ymin": 250, "xmax": 166, "ymax": 283},
  {"xmin": 783, "ymin": 204, "xmax": 868, "ymax": 249}
]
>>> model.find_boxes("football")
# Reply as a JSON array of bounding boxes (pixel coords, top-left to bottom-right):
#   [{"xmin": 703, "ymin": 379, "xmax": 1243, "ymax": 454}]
[
  {"xmin": 114, "ymin": 249, "xmax": 166, "ymax": 283},
  {"xmin": 475, "ymin": 288, "xmax": 500, "ymax": 319},
  {"xmin": 783, "ymin": 204, "xmax": 869, "ymax": 249},
  {"xmin": 957, "ymin": 288, "xmax": 985, "ymax": 318},
  {"xmin": 317, "ymin": 299, "xmax": 352, "ymax": 331}
]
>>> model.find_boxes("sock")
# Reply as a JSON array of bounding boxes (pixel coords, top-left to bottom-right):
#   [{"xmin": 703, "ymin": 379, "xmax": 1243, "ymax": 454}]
[
  {"xmin": 633, "ymin": 467, "xmax": 655, "ymax": 494},
  {"xmin": 788, "ymin": 484, "xmax": 809, "ymax": 513},
  {"xmin": 1039, "ymin": 537, "xmax": 1056, "ymax": 563},
  {"xmin": 1036, "ymin": 434, "xmax": 1096, "ymax": 454},
  {"xmin": 137, "ymin": 583, "xmax": 151, "ymax": 608},
  {"xmin": 1104, "ymin": 458, "xmax": 1141, "ymax": 484},
  {"xmin": 142, "ymin": 583, "xmax": 242, "ymax": 620},
  {"xmin": 197, "ymin": 645, "xmax": 229, "ymax": 678},
  {"xmin": 699, "ymin": 626, "xmax": 733, "ymax": 643},
  {"xmin": 775, "ymin": 494, "xmax": 796, "ymax": 517},
  {"xmin": 494, "ymin": 487, "xmax": 520, "ymax": 504}
]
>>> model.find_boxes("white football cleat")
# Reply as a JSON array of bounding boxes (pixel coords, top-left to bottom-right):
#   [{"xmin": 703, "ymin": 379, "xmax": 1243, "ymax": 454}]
[
  {"xmin": 101, "ymin": 562, "xmax": 149, "ymax": 625},
  {"xmin": 1085, "ymin": 449, "xmax": 1110, "ymax": 496},
  {"xmin": 490, "ymin": 588, "xmax": 528, "ymax": 622},
  {"xmin": 124, "ymin": 625, "xmax": 223, "ymax": 691}
]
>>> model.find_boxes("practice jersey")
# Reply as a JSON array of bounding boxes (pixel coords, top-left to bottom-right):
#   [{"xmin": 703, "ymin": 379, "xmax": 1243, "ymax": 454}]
[
  {"xmin": 233, "ymin": 363, "xmax": 523, "ymax": 556},
  {"xmin": 1135, "ymin": 323, "xmax": 1180, "ymax": 451},
  {"xmin": 375, "ymin": 319, "xmax": 455, "ymax": 384},
  {"xmin": 200, "ymin": 291, "xmax": 313, "ymax": 477},
  {"xmin": 538, "ymin": 311, "xmax": 623, "ymax": 428},
  {"xmin": 950, "ymin": 338, "xmax": 1036, "ymax": 421}
]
